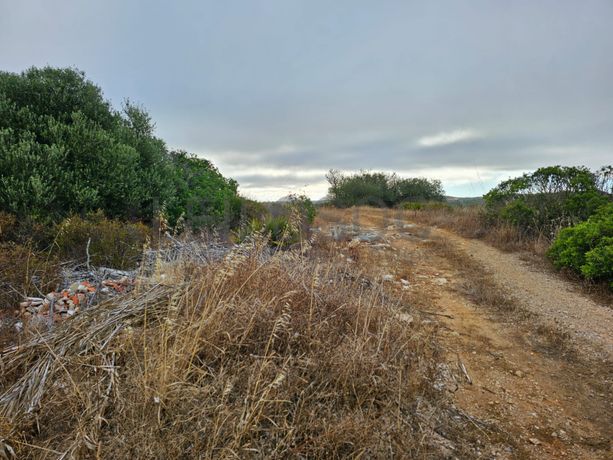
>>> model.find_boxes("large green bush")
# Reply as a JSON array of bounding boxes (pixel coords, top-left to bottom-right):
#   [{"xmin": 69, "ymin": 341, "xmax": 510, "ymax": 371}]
[
  {"xmin": 326, "ymin": 170, "xmax": 444, "ymax": 208},
  {"xmin": 0, "ymin": 66, "xmax": 242, "ymax": 232},
  {"xmin": 0, "ymin": 67, "xmax": 175, "ymax": 222},
  {"xmin": 548, "ymin": 203, "xmax": 613, "ymax": 286},
  {"xmin": 484, "ymin": 166, "xmax": 611, "ymax": 237}
]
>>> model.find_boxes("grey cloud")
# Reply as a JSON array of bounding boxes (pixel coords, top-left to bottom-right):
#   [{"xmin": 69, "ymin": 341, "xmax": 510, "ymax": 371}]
[{"xmin": 1, "ymin": 0, "xmax": 612, "ymax": 198}]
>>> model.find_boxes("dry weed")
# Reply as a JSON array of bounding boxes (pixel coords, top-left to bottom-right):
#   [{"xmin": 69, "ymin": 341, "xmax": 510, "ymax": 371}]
[
  {"xmin": 0, "ymin": 235, "xmax": 483, "ymax": 458},
  {"xmin": 405, "ymin": 207, "xmax": 549, "ymax": 255}
]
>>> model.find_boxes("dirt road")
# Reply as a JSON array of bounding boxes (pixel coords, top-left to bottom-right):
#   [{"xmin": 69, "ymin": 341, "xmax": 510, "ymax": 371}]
[
  {"xmin": 317, "ymin": 207, "xmax": 612, "ymax": 459},
  {"xmin": 437, "ymin": 228, "xmax": 613, "ymax": 362}
]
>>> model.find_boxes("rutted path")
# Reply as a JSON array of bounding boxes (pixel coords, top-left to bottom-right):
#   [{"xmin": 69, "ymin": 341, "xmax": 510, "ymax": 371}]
[
  {"xmin": 317, "ymin": 207, "xmax": 612, "ymax": 459},
  {"xmin": 435, "ymin": 227, "xmax": 613, "ymax": 362}
]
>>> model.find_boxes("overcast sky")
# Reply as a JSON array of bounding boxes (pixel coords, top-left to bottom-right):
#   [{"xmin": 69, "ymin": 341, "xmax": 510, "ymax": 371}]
[{"xmin": 2, "ymin": 1, "xmax": 612, "ymax": 200}]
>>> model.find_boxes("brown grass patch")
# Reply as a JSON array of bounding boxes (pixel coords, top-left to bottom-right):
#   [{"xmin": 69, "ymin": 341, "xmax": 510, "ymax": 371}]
[
  {"xmin": 405, "ymin": 207, "xmax": 611, "ymax": 303},
  {"xmin": 0, "ymin": 235, "xmax": 489, "ymax": 458},
  {"xmin": 405, "ymin": 206, "xmax": 550, "ymax": 255}
]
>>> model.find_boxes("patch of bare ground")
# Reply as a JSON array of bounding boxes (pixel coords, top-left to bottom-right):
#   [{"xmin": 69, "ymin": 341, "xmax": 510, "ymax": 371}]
[{"xmin": 316, "ymin": 206, "xmax": 612, "ymax": 459}]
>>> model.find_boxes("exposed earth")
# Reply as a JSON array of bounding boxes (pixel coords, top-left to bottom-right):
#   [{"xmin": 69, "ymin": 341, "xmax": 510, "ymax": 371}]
[{"xmin": 316, "ymin": 207, "xmax": 612, "ymax": 459}]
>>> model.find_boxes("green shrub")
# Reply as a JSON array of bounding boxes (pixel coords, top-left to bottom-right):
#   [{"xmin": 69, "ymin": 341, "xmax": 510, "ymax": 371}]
[
  {"xmin": 264, "ymin": 216, "xmax": 298, "ymax": 247},
  {"xmin": 0, "ymin": 67, "xmax": 175, "ymax": 223},
  {"xmin": 326, "ymin": 170, "xmax": 444, "ymax": 208},
  {"xmin": 285, "ymin": 194, "xmax": 316, "ymax": 225},
  {"xmin": 232, "ymin": 218, "xmax": 264, "ymax": 244},
  {"xmin": 54, "ymin": 212, "xmax": 150, "ymax": 269},
  {"xmin": 233, "ymin": 196, "xmax": 312, "ymax": 246},
  {"xmin": 548, "ymin": 204, "xmax": 613, "ymax": 286},
  {"xmin": 484, "ymin": 165, "xmax": 611, "ymax": 237},
  {"xmin": 167, "ymin": 150, "xmax": 241, "ymax": 230},
  {"xmin": 0, "ymin": 67, "xmax": 240, "ymax": 232},
  {"xmin": 239, "ymin": 198, "xmax": 270, "ymax": 224},
  {"xmin": 402, "ymin": 202, "xmax": 423, "ymax": 211}
]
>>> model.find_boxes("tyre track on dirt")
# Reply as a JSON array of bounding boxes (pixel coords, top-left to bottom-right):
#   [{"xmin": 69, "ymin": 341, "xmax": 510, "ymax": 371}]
[
  {"xmin": 317, "ymin": 207, "xmax": 612, "ymax": 459},
  {"xmin": 433, "ymin": 227, "xmax": 613, "ymax": 362}
]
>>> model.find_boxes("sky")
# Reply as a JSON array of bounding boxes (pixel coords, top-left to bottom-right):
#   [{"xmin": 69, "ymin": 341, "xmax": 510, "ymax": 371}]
[{"xmin": 1, "ymin": 0, "xmax": 612, "ymax": 200}]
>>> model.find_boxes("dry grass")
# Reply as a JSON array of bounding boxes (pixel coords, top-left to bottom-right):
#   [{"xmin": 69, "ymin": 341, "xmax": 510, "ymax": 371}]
[
  {"xmin": 0, "ymin": 243, "xmax": 61, "ymax": 311},
  {"xmin": 406, "ymin": 206, "xmax": 550, "ymax": 255},
  {"xmin": 0, "ymin": 234, "xmax": 487, "ymax": 458}
]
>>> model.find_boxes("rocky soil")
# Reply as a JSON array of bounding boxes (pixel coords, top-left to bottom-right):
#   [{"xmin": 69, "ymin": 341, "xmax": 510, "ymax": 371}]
[{"xmin": 317, "ymin": 207, "xmax": 612, "ymax": 459}]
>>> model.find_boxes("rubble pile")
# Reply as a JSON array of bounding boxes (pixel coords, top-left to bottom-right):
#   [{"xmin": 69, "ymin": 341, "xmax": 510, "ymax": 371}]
[
  {"xmin": 18, "ymin": 275, "xmax": 134, "ymax": 324},
  {"xmin": 19, "ymin": 281, "xmax": 95, "ymax": 320},
  {"xmin": 11, "ymin": 237, "xmax": 230, "ymax": 329}
]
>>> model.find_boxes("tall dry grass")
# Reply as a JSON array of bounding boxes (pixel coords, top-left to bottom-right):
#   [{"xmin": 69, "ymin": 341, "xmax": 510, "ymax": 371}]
[
  {"xmin": 405, "ymin": 206, "xmax": 550, "ymax": 255},
  {"xmin": 0, "ymin": 234, "xmax": 483, "ymax": 458}
]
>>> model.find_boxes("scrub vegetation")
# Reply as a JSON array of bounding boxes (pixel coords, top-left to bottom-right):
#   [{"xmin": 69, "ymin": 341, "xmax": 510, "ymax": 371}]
[
  {"xmin": 0, "ymin": 66, "xmax": 612, "ymax": 458},
  {"xmin": 395, "ymin": 166, "xmax": 613, "ymax": 289}
]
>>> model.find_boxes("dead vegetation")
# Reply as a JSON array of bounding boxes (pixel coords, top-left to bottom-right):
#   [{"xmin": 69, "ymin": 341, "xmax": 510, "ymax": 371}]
[
  {"xmin": 0, "ymin": 234, "xmax": 494, "ymax": 458},
  {"xmin": 0, "ymin": 243, "xmax": 61, "ymax": 313},
  {"xmin": 405, "ymin": 206, "xmax": 550, "ymax": 255}
]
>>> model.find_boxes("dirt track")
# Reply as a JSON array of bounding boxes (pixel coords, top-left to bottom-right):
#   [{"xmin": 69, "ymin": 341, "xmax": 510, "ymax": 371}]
[
  {"xmin": 437, "ymin": 227, "xmax": 613, "ymax": 362},
  {"xmin": 317, "ymin": 207, "xmax": 612, "ymax": 459}
]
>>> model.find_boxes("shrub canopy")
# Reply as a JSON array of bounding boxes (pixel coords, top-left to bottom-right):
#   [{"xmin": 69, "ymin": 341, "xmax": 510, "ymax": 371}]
[
  {"xmin": 484, "ymin": 165, "xmax": 612, "ymax": 237},
  {"xmin": 0, "ymin": 67, "xmax": 240, "ymax": 229},
  {"xmin": 167, "ymin": 150, "xmax": 241, "ymax": 230},
  {"xmin": 548, "ymin": 203, "xmax": 613, "ymax": 287},
  {"xmin": 326, "ymin": 170, "xmax": 444, "ymax": 208}
]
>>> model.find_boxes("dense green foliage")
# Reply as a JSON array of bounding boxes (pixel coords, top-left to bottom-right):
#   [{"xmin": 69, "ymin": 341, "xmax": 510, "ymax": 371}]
[
  {"xmin": 0, "ymin": 67, "xmax": 240, "ymax": 230},
  {"xmin": 484, "ymin": 166, "xmax": 612, "ymax": 237},
  {"xmin": 548, "ymin": 204, "xmax": 613, "ymax": 286},
  {"xmin": 167, "ymin": 150, "xmax": 241, "ymax": 230},
  {"xmin": 326, "ymin": 170, "xmax": 444, "ymax": 208},
  {"xmin": 484, "ymin": 165, "xmax": 612, "ymax": 286},
  {"xmin": 0, "ymin": 67, "xmax": 173, "ymax": 222}
]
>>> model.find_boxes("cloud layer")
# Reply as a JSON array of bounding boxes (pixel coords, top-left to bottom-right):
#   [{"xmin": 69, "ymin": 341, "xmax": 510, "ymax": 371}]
[
  {"xmin": 1, "ymin": 0, "xmax": 612, "ymax": 200},
  {"xmin": 417, "ymin": 129, "xmax": 482, "ymax": 148}
]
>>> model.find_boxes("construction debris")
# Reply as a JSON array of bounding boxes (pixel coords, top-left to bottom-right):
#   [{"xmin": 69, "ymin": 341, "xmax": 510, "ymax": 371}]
[{"xmin": 18, "ymin": 276, "xmax": 134, "ymax": 324}]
